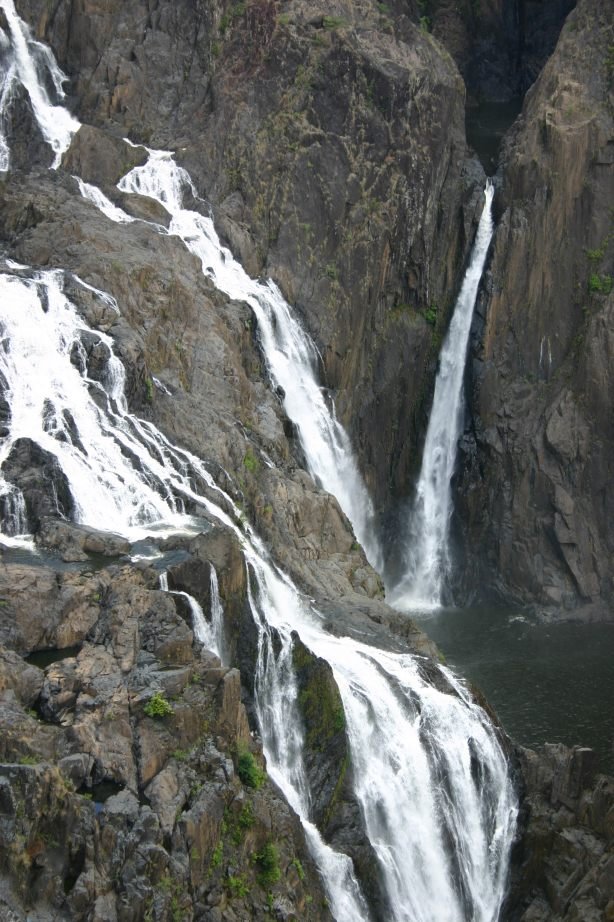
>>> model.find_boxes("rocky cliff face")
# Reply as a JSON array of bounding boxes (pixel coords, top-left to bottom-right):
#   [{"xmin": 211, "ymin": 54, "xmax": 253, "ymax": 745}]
[
  {"xmin": 507, "ymin": 744, "xmax": 614, "ymax": 922},
  {"xmin": 455, "ymin": 0, "xmax": 614, "ymax": 616},
  {"xmin": 427, "ymin": 0, "xmax": 576, "ymax": 103},
  {"xmin": 14, "ymin": 0, "xmax": 485, "ymax": 519}
]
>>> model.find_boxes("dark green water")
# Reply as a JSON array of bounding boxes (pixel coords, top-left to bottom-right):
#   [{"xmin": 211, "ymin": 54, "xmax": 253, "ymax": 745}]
[{"xmin": 411, "ymin": 605, "xmax": 614, "ymax": 774}]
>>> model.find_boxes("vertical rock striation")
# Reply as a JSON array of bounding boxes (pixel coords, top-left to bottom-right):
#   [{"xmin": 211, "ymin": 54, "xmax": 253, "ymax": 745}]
[{"xmin": 456, "ymin": 0, "xmax": 614, "ymax": 615}]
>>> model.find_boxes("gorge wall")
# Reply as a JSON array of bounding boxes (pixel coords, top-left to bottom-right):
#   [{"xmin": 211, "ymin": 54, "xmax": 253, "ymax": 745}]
[
  {"xmin": 14, "ymin": 0, "xmax": 487, "ymax": 516},
  {"xmin": 0, "ymin": 0, "xmax": 613, "ymax": 919},
  {"xmin": 456, "ymin": 0, "xmax": 614, "ymax": 615}
]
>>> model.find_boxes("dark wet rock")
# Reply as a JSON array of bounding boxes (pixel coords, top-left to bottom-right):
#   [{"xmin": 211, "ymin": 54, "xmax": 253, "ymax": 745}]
[
  {"xmin": 455, "ymin": 0, "xmax": 614, "ymax": 618},
  {"xmin": 1, "ymin": 438, "xmax": 75, "ymax": 532},
  {"xmin": 429, "ymin": 0, "xmax": 575, "ymax": 104}
]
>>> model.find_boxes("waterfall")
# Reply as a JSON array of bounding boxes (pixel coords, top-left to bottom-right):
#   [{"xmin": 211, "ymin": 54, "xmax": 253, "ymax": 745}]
[
  {"xmin": 114, "ymin": 150, "xmax": 383, "ymax": 571},
  {"xmin": 0, "ymin": 11, "xmax": 517, "ymax": 921},
  {"xmin": 207, "ymin": 565, "xmax": 226, "ymax": 661},
  {"xmin": 159, "ymin": 567, "xmax": 226, "ymax": 662},
  {"xmin": 389, "ymin": 183, "xmax": 495, "ymax": 611},
  {"xmin": 0, "ymin": 254, "xmax": 517, "ymax": 921},
  {"xmin": 0, "ymin": 0, "xmax": 78, "ymax": 168}
]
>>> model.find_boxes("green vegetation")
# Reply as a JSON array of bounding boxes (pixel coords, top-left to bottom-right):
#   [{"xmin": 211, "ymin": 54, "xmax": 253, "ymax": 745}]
[
  {"xmin": 226, "ymin": 874, "xmax": 250, "ymax": 898},
  {"xmin": 323, "ymin": 753, "xmax": 348, "ymax": 826},
  {"xmin": 145, "ymin": 377, "xmax": 154, "ymax": 402},
  {"xmin": 322, "ymin": 15, "xmax": 345, "ymax": 30},
  {"xmin": 211, "ymin": 839, "xmax": 223, "ymax": 868},
  {"xmin": 417, "ymin": 0, "xmax": 431, "ymax": 31},
  {"xmin": 143, "ymin": 691, "xmax": 173, "ymax": 719},
  {"xmin": 424, "ymin": 304, "xmax": 438, "ymax": 326},
  {"xmin": 237, "ymin": 747, "xmax": 266, "ymax": 789},
  {"xmin": 325, "ymin": 262, "xmax": 338, "ymax": 281},
  {"xmin": 254, "ymin": 842, "xmax": 281, "ymax": 887},
  {"xmin": 292, "ymin": 642, "xmax": 347, "ymax": 759},
  {"xmin": 219, "ymin": 2, "xmax": 246, "ymax": 35},
  {"xmin": 291, "ymin": 857, "xmax": 305, "ymax": 881},
  {"xmin": 588, "ymin": 273, "xmax": 613, "ymax": 295},
  {"xmin": 18, "ymin": 754, "xmax": 40, "ymax": 765},
  {"xmin": 242, "ymin": 447, "xmax": 260, "ymax": 474},
  {"xmin": 226, "ymin": 799, "xmax": 256, "ymax": 845}
]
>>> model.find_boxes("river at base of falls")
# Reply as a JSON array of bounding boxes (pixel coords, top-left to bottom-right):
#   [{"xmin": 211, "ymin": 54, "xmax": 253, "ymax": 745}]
[{"xmin": 410, "ymin": 604, "xmax": 614, "ymax": 774}]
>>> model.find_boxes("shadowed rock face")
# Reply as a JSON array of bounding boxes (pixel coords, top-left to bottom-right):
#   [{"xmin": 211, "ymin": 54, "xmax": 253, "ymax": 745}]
[
  {"xmin": 2, "ymin": 438, "xmax": 75, "ymax": 530},
  {"xmin": 428, "ymin": 0, "xmax": 576, "ymax": 103},
  {"xmin": 506, "ymin": 743, "xmax": 614, "ymax": 922},
  {"xmin": 454, "ymin": 0, "xmax": 614, "ymax": 617}
]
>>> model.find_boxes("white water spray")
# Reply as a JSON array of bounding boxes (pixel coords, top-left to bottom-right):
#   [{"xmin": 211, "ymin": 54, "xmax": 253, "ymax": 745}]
[
  {"xmin": 113, "ymin": 150, "xmax": 382, "ymax": 570},
  {"xmin": 0, "ymin": 257, "xmax": 516, "ymax": 921},
  {"xmin": 0, "ymin": 13, "xmax": 517, "ymax": 919},
  {"xmin": 389, "ymin": 183, "xmax": 495, "ymax": 611},
  {"xmin": 0, "ymin": 0, "xmax": 78, "ymax": 168}
]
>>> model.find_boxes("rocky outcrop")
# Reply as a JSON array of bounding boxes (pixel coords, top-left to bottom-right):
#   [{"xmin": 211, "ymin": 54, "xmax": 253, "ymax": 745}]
[
  {"xmin": 456, "ymin": 0, "xmax": 614, "ymax": 616},
  {"xmin": 0, "ymin": 557, "xmax": 333, "ymax": 921},
  {"xmin": 1, "ymin": 438, "xmax": 75, "ymax": 531},
  {"xmin": 506, "ymin": 744, "xmax": 614, "ymax": 921}
]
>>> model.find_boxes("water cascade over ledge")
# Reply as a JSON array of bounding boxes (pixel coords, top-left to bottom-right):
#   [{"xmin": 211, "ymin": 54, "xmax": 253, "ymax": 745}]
[
  {"xmin": 388, "ymin": 183, "xmax": 495, "ymax": 611},
  {"xmin": 0, "ymin": 8, "xmax": 517, "ymax": 920}
]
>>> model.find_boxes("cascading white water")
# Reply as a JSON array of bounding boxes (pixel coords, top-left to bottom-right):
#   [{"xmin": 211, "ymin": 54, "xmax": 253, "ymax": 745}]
[
  {"xmin": 0, "ymin": 256, "xmax": 517, "ymax": 921},
  {"xmin": 0, "ymin": 13, "xmax": 518, "ymax": 920},
  {"xmin": 0, "ymin": 0, "xmax": 78, "ymax": 168},
  {"xmin": 114, "ymin": 150, "xmax": 382, "ymax": 571},
  {"xmin": 389, "ymin": 183, "xmax": 495, "ymax": 611},
  {"xmin": 76, "ymin": 179, "xmax": 137, "ymax": 224},
  {"xmin": 207, "ymin": 565, "xmax": 226, "ymax": 662}
]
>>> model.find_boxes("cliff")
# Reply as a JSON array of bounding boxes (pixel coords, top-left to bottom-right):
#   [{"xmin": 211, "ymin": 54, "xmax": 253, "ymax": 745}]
[
  {"xmin": 0, "ymin": 0, "xmax": 613, "ymax": 918},
  {"xmin": 456, "ymin": 0, "xmax": 614, "ymax": 617}
]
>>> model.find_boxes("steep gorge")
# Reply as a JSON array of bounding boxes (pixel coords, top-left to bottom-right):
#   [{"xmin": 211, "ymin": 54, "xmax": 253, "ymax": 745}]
[
  {"xmin": 456, "ymin": 0, "xmax": 614, "ymax": 615},
  {"xmin": 0, "ymin": 0, "xmax": 613, "ymax": 919}
]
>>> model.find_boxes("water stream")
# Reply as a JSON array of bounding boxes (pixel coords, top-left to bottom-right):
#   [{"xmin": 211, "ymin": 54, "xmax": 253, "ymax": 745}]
[
  {"xmin": 0, "ymin": 9, "xmax": 517, "ymax": 920},
  {"xmin": 388, "ymin": 183, "xmax": 495, "ymax": 611}
]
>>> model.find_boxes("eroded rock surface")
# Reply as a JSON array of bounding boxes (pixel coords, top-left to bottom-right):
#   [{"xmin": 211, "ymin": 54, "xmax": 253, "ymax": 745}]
[
  {"xmin": 0, "ymin": 559, "xmax": 333, "ymax": 921},
  {"xmin": 507, "ymin": 744, "xmax": 614, "ymax": 921}
]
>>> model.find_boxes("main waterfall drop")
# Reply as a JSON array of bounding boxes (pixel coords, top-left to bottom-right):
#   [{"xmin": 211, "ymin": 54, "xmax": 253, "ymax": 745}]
[
  {"xmin": 389, "ymin": 183, "xmax": 495, "ymax": 611},
  {"xmin": 0, "ymin": 9, "xmax": 518, "ymax": 921}
]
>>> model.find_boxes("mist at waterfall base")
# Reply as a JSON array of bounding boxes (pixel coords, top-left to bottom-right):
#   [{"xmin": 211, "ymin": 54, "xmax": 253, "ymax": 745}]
[{"xmin": 0, "ymin": 6, "xmax": 518, "ymax": 921}]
